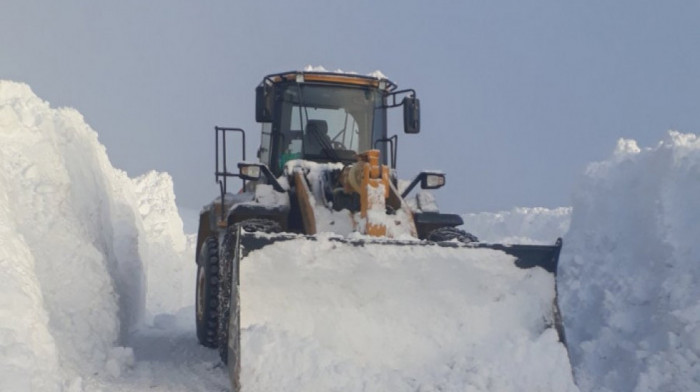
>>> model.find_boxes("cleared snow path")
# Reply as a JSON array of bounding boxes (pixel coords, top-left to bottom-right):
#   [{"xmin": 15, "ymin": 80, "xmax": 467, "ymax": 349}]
[{"xmin": 82, "ymin": 309, "xmax": 229, "ymax": 392}]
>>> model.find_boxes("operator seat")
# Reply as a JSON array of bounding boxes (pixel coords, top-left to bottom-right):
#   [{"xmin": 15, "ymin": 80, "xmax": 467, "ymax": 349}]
[{"xmin": 304, "ymin": 119, "xmax": 331, "ymax": 156}]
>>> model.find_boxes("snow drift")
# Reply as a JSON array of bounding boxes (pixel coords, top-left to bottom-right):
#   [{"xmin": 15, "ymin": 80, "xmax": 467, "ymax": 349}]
[
  {"xmin": 0, "ymin": 81, "xmax": 192, "ymax": 390},
  {"xmin": 560, "ymin": 132, "xmax": 700, "ymax": 392}
]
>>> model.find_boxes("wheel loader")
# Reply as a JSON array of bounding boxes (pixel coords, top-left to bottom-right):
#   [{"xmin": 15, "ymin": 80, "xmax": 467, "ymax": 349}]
[{"xmin": 194, "ymin": 70, "xmax": 566, "ymax": 390}]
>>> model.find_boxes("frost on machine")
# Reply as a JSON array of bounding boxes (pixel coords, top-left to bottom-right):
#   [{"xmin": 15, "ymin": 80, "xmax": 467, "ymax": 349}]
[{"xmin": 193, "ymin": 70, "xmax": 567, "ymax": 390}]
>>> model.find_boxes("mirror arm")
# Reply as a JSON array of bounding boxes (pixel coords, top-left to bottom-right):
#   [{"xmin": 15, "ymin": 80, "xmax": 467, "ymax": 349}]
[
  {"xmin": 384, "ymin": 89, "xmax": 417, "ymax": 108},
  {"xmin": 238, "ymin": 163, "xmax": 285, "ymax": 193},
  {"xmin": 401, "ymin": 173, "xmax": 424, "ymax": 199},
  {"xmin": 261, "ymin": 165, "xmax": 286, "ymax": 193}
]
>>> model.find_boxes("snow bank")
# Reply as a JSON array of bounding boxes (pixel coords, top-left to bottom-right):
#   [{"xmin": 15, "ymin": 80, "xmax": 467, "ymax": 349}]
[
  {"xmin": 0, "ymin": 81, "xmax": 192, "ymax": 389},
  {"xmin": 462, "ymin": 207, "xmax": 571, "ymax": 244},
  {"xmin": 240, "ymin": 236, "xmax": 577, "ymax": 392},
  {"xmin": 560, "ymin": 131, "xmax": 700, "ymax": 392}
]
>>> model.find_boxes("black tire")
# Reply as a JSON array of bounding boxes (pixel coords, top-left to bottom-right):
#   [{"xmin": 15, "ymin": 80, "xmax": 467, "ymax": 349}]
[
  {"xmin": 196, "ymin": 236, "xmax": 219, "ymax": 348},
  {"xmin": 218, "ymin": 219, "xmax": 282, "ymax": 363},
  {"xmin": 217, "ymin": 226, "xmax": 237, "ymax": 364},
  {"xmin": 218, "ymin": 219, "xmax": 281, "ymax": 391},
  {"xmin": 427, "ymin": 226, "xmax": 479, "ymax": 243}
]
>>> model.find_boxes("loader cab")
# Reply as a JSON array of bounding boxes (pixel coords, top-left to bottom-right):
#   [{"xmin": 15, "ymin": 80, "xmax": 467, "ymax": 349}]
[{"xmin": 256, "ymin": 71, "xmax": 415, "ymax": 177}]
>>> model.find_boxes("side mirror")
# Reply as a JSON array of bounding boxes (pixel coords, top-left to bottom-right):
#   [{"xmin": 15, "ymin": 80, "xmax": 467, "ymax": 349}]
[
  {"xmin": 255, "ymin": 85, "xmax": 272, "ymax": 122},
  {"xmin": 402, "ymin": 96, "xmax": 420, "ymax": 134},
  {"xmin": 420, "ymin": 172, "xmax": 445, "ymax": 190}
]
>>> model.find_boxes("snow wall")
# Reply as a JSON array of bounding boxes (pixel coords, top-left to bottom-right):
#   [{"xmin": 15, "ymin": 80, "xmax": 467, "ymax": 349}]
[
  {"xmin": 0, "ymin": 81, "xmax": 193, "ymax": 390},
  {"xmin": 559, "ymin": 132, "xmax": 700, "ymax": 392}
]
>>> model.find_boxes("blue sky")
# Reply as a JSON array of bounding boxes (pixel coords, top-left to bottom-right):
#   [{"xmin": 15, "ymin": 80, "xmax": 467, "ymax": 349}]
[{"xmin": 2, "ymin": 0, "xmax": 699, "ymax": 214}]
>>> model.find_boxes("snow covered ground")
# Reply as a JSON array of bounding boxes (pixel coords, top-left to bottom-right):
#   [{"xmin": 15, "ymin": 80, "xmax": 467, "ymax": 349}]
[{"xmin": 1, "ymin": 81, "xmax": 698, "ymax": 391}]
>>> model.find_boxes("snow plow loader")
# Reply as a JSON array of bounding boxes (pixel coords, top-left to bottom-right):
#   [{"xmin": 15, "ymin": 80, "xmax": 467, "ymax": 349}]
[{"xmin": 194, "ymin": 71, "xmax": 567, "ymax": 391}]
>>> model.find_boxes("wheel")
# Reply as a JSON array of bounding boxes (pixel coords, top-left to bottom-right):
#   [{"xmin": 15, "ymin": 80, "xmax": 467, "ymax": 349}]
[
  {"xmin": 427, "ymin": 226, "xmax": 479, "ymax": 243},
  {"xmin": 195, "ymin": 236, "xmax": 219, "ymax": 348},
  {"xmin": 217, "ymin": 218, "xmax": 281, "ymax": 388}
]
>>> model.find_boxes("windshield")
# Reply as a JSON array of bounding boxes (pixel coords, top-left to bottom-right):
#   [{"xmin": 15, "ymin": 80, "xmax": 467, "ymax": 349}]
[{"xmin": 276, "ymin": 84, "xmax": 386, "ymax": 168}]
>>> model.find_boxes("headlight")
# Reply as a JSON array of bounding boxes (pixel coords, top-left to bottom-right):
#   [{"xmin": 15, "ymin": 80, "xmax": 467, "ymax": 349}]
[{"xmin": 239, "ymin": 164, "xmax": 261, "ymax": 180}]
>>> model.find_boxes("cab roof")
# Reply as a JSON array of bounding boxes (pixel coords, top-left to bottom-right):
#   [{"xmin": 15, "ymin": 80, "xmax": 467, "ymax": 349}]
[{"xmin": 261, "ymin": 70, "xmax": 397, "ymax": 92}]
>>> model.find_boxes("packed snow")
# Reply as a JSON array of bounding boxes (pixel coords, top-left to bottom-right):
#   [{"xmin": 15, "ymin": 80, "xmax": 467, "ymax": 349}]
[{"xmin": 1, "ymin": 80, "xmax": 698, "ymax": 392}]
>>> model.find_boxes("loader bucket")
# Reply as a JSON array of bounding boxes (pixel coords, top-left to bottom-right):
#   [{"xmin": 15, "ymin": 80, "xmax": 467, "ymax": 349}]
[{"xmin": 226, "ymin": 232, "xmax": 568, "ymax": 391}]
